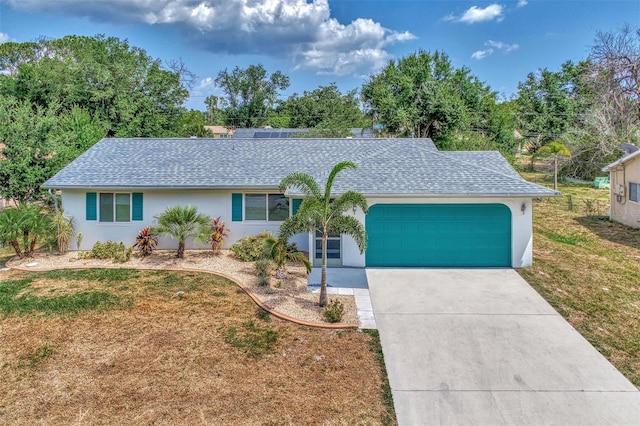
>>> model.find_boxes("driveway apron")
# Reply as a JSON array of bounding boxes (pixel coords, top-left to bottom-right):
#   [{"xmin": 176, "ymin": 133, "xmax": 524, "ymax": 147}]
[{"xmin": 367, "ymin": 268, "xmax": 640, "ymax": 425}]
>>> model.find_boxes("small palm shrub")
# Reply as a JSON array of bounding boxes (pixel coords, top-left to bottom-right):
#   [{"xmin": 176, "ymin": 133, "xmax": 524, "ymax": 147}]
[
  {"xmin": 323, "ymin": 299, "xmax": 345, "ymax": 323},
  {"xmin": 0, "ymin": 203, "xmax": 52, "ymax": 258},
  {"xmin": 78, "ymin": 241, "xmax": 133, "ymax": 263},
  {"xmin": 154, "ymin": 205, "xmax": 211, "ymax": 259},
  {"xmin": 230, "ymin": 231, "xmax": 274, "ymax": 261},
  {"xmin": 133, "ymin": 226, "xmax": 158, "ymax": 257},
  {"xmin": 264, "ymin": 236, "xmax": 311, "ymax": 278},
  {"xmin": 209, "ymin": 216, "xmax": 230, "ymax": 255}
]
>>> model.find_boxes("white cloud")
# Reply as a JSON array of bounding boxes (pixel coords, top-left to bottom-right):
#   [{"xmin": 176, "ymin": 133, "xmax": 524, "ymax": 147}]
[
  {"xmin": 471, "ymin": 39, "xmax": 519, "ymax": 60},
  {"xmin": 0, "ymin": 32, "xmax": 10, "ymax": 44},
  {"xmin": 4, "ymin": 0, "xmax": 415, "ymax": 77},
  {"xmin": 446, "ymin": 4, "xmax": 504, "ymax": 24},
  {"xmin": 471, "ymin": 49, "xmax": 493, "ymax": 60},
  {"xmin": 517, "ymin": 0, "xmax": 528, "ymax": 7}
]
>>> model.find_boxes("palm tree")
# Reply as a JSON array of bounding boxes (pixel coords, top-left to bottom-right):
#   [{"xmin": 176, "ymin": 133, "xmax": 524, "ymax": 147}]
[
  {"xmin": 155, "ymin": 205, "xmax": 211, "ymax": 258},
  {"xmin": 535, "ymin": 141, "xmax": 572, "ymax": 190},
  {"xmin": 0, "ymin": 203, "xmax": 51, "ymax": 257},
  {"xmin": 279, "ymin": 161, "xmax": 368, "ymax": 306}
]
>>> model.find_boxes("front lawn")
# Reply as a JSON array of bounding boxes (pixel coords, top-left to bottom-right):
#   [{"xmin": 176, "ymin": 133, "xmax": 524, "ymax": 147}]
[
  {"xmin": 0, "ymin": 268, "xmax": 396, "ymax": 425},
  {"xmin": 519, "ymin": 172, "xmax": 640, "ymax": 387}
]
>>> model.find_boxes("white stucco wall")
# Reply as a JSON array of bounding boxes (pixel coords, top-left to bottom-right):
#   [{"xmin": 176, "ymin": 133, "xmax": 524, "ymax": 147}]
[
  {"xmin": 608, "ymin": 156, "xmax": 640, "ymax": 229},
  {"xmin": 62, "ymin": 189, "xmax": 533, "ymax": 268},
  {"xmin": 61, "ymin": 189, "xmax": 308, "ymax": 252},
  {"xmin": 339, "ymin": 197, "xmax": 534, "ymax": 268}
]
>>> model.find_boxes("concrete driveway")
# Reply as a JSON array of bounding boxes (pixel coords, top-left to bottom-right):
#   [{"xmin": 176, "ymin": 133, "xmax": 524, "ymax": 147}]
[{"xmin": 367, "ymin": 268, "xmax": 640, "ymax": 425}]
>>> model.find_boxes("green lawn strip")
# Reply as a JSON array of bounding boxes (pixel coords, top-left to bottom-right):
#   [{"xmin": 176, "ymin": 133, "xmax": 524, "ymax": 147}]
[
  {"xmin": 0, "ymin": 276, "xmax": 127, "ymax": 316},
  {"xmin": 363, "ymin": 329, "xmax": 398, "ymax": 426}
]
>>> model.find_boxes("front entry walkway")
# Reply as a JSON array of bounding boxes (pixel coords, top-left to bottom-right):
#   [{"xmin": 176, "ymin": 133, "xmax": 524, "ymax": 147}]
[
  {"xmin": 307, "ymin": 268, "xmax": 376, "ymax": 329},
  {"xmin": 367, "ymin": 268, "xmax": 640, "ymax": 425}
]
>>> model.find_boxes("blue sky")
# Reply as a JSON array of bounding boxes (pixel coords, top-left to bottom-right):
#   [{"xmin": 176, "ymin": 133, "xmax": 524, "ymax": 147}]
[{"xmin": 0, "ymin": 1, "xmax": 638, "ymax": 110}]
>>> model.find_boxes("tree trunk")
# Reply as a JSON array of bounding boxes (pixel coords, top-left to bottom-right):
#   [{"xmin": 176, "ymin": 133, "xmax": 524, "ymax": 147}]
[
  {"xmin": 10, "ymin": 240, "xmax": 22, "ymax": 258},
  {"xmin": 319, "ymin": 233, "xmax": 328, "ymax": 307},
  {"xmin": 554, "ymin": 155, "xmax": 558, "ymax": 191},
  {"xmin": 177, "ymin": 241, "xmax": 185, "ymax": 259}
]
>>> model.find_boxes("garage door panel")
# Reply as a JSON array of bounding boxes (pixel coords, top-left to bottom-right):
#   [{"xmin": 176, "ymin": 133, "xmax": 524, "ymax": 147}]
[{"xmin": 366, "ymin": 204, "xmax": 511, "ymax": 267}]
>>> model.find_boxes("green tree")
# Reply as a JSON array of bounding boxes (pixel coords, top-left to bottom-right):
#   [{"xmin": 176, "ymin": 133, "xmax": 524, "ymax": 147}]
[
  {"xmin": 516, "ymin": 61, "xmax": 589, "ymax": 152},
  {"xmin": 279, "ymin": 83, "xmax": 368, "ymax": 135},
  {"xmin": 214, "ymin": 64, "xmax": 290, "ymax": 128},
  {"xmin": 362, "ymin": 50, "xmax": 495, "ymax": 144},
  {"xmin": 278, "ymin": 162, "xmax": 368, "ymax": 306},
  {"xmin": 173, "ymin": 110, "xmax": 214, "ymax": 137},
  {"xmin": 0, "ymin": 98, "xmax": 108, "ymax": 203},
  {"xmin": 534, "ymin": 141, "xmax": 572, "ymax": 190},
  {"xmin": 155, "ymin": 205, "xmax": 211, "ymax": 259},
  {"xmin": 0, "ymin": 35, "xmax": 190, "ymax": 138}
]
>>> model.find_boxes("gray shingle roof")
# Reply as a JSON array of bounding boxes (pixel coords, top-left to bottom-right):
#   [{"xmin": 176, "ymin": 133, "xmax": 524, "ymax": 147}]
[{"xmin": 43, "ymin": 137, "xmax": 558, "ymax": 197}]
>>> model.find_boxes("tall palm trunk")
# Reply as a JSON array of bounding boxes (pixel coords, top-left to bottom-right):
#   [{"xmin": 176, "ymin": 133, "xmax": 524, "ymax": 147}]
[
  {"xmin": 319, "ymin": 232, "xmax": 329, "ymax": 307},
  {"xmin": 553, "ymin": 154, "xmax": 558, "ymax": 191},
  {"xmin": 177, "ymin": 241, "xmax": 185, "ymax": 259}
]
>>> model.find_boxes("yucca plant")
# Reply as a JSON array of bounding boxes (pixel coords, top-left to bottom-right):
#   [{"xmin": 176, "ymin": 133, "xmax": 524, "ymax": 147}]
[
  {"xmin": 209, "ymin": 216, "xmax": 230, "ymax": 255},
  {"xmin": 50, "ymin": 210, "xmax": 75, "ymax": 254},
  {"xmin": 155, "ymin": 205, "xmax": 210, "ymax": 259},
  {"xmin": 264, "ymin": 236, "xmax": 312, "ymax": 279},
  {"xmin": 133, "ymin": 226, "xmax": 158, "ymax": 257}
]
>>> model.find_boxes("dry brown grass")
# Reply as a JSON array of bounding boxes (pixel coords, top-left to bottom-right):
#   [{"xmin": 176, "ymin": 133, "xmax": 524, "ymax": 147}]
[
  {"xmin": 518, "ymin": 174, "xmax": 640, "ymax": 387},
  {"xmin": 0, "ymin": 268, "xmax": 392, "ymax": 425}
]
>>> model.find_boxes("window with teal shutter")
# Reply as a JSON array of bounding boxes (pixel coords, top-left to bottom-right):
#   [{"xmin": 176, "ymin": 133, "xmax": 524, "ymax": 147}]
[
  {"xmin": 292, "ymin": 198, "xmax": 302, "ymax": 215},
  {"xmin": 86, "ymin": 192, "xmax": 97, "ymax": 220},
  {"xmin": 132, "ymin": 193, "xmax": 143, "ymax": 220},
  {"xmin": 231, "ymin": 193, "xmax": 243, "ymax": 221}
]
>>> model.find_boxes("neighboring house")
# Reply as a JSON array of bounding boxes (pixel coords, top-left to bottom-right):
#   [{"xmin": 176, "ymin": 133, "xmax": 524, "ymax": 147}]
[
  {"xmin": 204, "ymin": 126, "xmax": 233, "ymax": 138},
  {"xmin": 603, "ymin": 150, "xmax": 640, "ymax": 228},
  {"xmin": 43, "ymin": 137, "xmax": 558, "ymax": 268}
]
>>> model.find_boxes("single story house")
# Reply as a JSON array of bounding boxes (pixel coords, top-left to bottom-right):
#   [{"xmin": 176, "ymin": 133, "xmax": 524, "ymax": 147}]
[
  {"xmin": 603, "ymin": 149, "xmax": 640, "ymax": 228},
  {"xmin": 43, "ymin": 137, "xmax": 558, "ymax": 268}
]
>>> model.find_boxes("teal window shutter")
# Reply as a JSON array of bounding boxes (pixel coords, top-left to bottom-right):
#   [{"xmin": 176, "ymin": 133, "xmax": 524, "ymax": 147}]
[
  {"xmin": 86, "ymin": 192, "xmax": 97, "ymax": 221},
  {"xmin": 292, "ymin": 198, "xmax": 302, "ymax": 215},
  {"xmin": 231, "ymin": 193, "xmax": 243, "ymax": 221},
  {"xmin": 132, "ymin": 193, "xmax": 143, "ymax": 221}
]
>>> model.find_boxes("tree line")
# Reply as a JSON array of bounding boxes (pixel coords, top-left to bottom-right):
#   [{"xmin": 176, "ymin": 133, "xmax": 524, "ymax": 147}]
[{"xmin": 1, "ymin": 26, "xmax": 638, "ymax": 203}]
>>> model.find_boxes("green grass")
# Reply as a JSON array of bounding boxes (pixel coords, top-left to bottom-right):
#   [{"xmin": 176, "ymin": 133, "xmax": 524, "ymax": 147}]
[
  {"xmin": 364, "ymin": 329, "xmax": 398, "ymax": 426},
  {"xmin": 223, "ymin": 319, "xmax": 280, "ymax": 359},
  {"xmin": 520, "ymin": 171, "xmax": 640, "ymax": 386},
  {"xmin": 0, "ymin": 276, "xmax": 126, "ymax": 316},
  {"xmin": 36, "ymin": 268, "xmax": 140, "ymax": 282}
]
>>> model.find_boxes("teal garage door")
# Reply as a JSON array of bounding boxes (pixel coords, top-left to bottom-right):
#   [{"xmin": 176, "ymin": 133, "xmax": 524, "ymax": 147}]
[{"xmin": 366, "ymin": 204, "xmax": 512, "ymax": 267}]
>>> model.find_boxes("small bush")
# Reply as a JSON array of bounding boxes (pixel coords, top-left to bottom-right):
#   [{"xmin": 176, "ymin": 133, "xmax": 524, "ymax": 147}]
[
  {"xmin": 254, "ymin": 258, "xmax": 273, "ymax": 277},
  {"xmin": 133, "ymin": 226, "xmax": 158, "ymax": 257},
  {"xmin": 257, "ymin": 276, "xmax": 270, "ymax": 287},
  {"xmin": 230, "ymin": 231, "xmax": 274, "ymax": 261},
  {"xmin": 323, "ymin": 299, "xmax": 345, "ymax": 323},
  {"xmin": 78, "ymin": 241, "xmax": 133, "ymax": 263}
]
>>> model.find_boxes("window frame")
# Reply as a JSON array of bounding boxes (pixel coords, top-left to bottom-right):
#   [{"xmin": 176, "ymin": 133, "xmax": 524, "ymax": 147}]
[
  {"xmin": 99, "ymin": 192, "xmax": 132, "ymax": 223},
  {"xmin": 630, "ymin": 182, "xmax": 639, "ymax": 203},
  {"xmin": 243, "ymin": 193, "xmax": 290, "ymax": 222}
]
